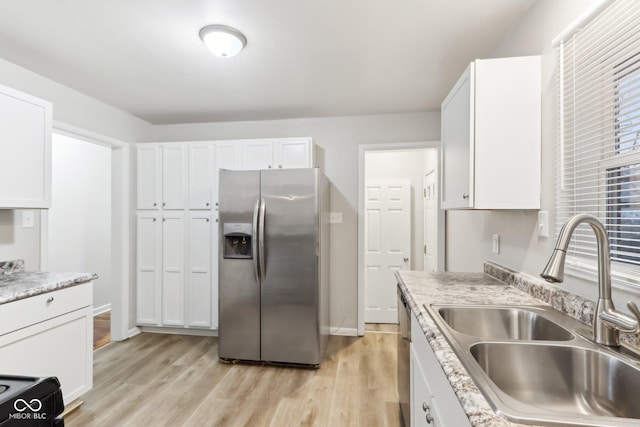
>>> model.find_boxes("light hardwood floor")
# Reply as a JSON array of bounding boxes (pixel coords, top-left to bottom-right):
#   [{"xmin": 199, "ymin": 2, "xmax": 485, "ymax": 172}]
[
  {"xmin": 93, "ymin": 311, "xmax": 111, "ymax": 350},
  {"xmin": 67, "ymin": 328, "xmax": 401, "ymax": 427}
]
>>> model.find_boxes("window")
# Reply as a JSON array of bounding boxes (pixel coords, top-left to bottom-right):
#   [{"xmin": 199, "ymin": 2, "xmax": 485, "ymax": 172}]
[{"xmin": 557, "ymin": 0, "xmax": 640, "ymax": 288}]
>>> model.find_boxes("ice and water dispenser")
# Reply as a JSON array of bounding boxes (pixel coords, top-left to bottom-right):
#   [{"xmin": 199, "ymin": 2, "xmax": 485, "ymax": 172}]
[{"xmin": 222, "ymin": 223, "xmax": 253, "ymax": 259}]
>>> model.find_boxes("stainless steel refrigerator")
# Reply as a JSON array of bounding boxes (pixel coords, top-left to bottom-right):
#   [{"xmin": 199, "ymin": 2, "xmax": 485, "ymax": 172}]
[{"xmin": 218, "ymin": 168, "xmax": 330, "ymax": 367}]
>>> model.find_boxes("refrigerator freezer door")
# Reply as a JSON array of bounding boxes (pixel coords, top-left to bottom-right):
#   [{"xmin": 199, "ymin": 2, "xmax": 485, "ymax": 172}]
[
  {"xmin": 218, "ymin": 170, "xmax": 261, "ymax": 361},
  {"xmin": 260, "ymin": 169, "xmax": 321, "ymax": 365}
]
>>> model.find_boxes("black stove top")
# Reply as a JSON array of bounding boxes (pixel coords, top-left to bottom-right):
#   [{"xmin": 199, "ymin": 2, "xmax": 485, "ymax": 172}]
[{"xmin": 0, "ymin": 375, "xmax": 64, "ymax": 426}]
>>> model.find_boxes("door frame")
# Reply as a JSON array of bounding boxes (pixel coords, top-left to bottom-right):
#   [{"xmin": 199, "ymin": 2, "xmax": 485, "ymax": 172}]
[
  {"xmin": 423, "ymin": 167, "xmax": 445, "ymax": 273},
  {"xmin": 40, "ymin": 121, "xmax": 131, "ymax": 342},
  {"xmin": 357, "ymin": 141, "xmax": 442, "ymax": 336}
]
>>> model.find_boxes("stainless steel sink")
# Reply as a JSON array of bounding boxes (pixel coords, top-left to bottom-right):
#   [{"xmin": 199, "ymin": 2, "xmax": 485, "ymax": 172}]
[
  {"xmin": 437, "ymin": 306, "xmax": 573, "ymax": 340},
  {"xmin": 425, "ymin": 304, "xmax": 640, "ymax": 426},
  {"xmin": 471, "ymin": 342, "xmax": 640, "ymax": 422}
]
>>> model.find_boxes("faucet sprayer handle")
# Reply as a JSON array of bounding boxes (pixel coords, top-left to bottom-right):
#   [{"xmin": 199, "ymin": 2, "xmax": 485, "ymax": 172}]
[{"xmin": 627, "ymin": 302, "xmax": 640, "ymax": 333}]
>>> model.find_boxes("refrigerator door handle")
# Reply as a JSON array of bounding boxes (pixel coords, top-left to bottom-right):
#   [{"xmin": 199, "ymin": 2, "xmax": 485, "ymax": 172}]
[
  {"xmin": 259, "ymin": 197, "xmax": 266, "ymax": 279},
  {"xmin": 252, "ymin": 198, "xmax": 261, "ymax": 282}
]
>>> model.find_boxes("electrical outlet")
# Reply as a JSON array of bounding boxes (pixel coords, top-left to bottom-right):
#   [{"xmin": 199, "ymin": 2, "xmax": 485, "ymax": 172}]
[
  {"xmin": 492, "ymin": 234, "xmax": 500, "ymax": 254},
  {"xmin": 329, "ymin": 212, "xmax": 343, "ymax": 224}
]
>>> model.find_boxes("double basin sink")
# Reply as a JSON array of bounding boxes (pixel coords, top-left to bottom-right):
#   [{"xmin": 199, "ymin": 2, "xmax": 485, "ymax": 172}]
[{"xmin": 425, "ymin": 304, "xmax": 640, "ymax": 426}]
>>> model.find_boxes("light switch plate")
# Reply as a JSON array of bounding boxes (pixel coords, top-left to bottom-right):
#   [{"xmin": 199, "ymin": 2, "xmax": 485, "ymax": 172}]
[
  {"xmin": 22, "ymin": 210, "xmax": 35, "ymax": 228},
  {"xmin": 329, "ymin": 212, "xmax": 343, "ymax": 224},
  {"xmin": 538, "ymin": 211, "xmax": 549, "ymax": 238},
  {"xmin": 492, "ymin": 234, "xmax": 500, "ymax": 254}
]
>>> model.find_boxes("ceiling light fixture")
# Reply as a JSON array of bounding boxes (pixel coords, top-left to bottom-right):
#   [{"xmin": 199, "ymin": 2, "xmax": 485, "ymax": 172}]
[{"xmin": 199, "ymin": 24, "xmax": 247, "ymax": 58}]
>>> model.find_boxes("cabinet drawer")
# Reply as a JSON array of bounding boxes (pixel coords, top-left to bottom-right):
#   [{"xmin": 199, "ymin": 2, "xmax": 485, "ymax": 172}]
[{"xmin": 0, "ymin": 283, "xmax": 92, "ymax": 336}]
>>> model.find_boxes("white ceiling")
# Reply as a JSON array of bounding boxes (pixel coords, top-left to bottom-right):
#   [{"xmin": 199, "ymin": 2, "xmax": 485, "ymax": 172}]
[{"xmin": 0, "ymin": 0, "xmax": 535, "ymax": 125}]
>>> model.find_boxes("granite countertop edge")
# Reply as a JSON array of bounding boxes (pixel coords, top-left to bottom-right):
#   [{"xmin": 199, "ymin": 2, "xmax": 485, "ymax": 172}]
[
  {"xmin": 394, "ymin": 261, "xmax": 637, "ymax": 427},
  {"xmin": 0, "ymin": 271, "xmax": 98, "ymax": 305}
]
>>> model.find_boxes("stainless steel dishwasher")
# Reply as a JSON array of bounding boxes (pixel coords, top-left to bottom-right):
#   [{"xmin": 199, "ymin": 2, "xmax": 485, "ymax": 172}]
[{"xmin": 397, "ymin": 286, "xmax": 411, "ymax": 427}]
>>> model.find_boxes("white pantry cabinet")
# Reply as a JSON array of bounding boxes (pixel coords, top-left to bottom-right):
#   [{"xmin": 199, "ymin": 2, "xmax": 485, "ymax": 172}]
[
  {"xmin": 0, "ymin": 83, "xmax": 52, "ymax": 208},
  {"xmin": 136, "ymin": 212, "xmax": 185, "ymax": 326},
  {"xmin": 411, "ymin": 312, "xmax": 471, "ymax": 427},
  {"xmin": 440, "ymin": 56, "xmax": 541, "ymax": 209},
  {"xmin": 136, "ymin": 143, "xmax": 186, "ymax": 210},
  {"xmin": 0, "ymin": 283, "xmax": 93, "ymax": 404},
  {"xmin": 136, "ymin": 137, "xmax": 313, "ymax": 333},
  {"xmin": 187, "ymin": 212, "xmax": 217, "ymax": 328}
]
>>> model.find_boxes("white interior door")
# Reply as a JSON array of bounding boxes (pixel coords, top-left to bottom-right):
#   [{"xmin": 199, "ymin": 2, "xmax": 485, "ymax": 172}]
[
  {"xmin": 364, "ymin": 179, "xmax": 411, "ymax": 324},
  {"xmin": 424, "ymin": 169, "xmax": 438, "ymax": 272}
]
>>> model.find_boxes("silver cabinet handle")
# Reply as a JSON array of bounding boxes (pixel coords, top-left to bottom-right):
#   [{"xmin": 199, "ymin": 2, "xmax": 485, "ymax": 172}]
[
  {"xmin": 46, "ymin": 297, "xmax": 54, "ymax": 304},
  {"xmin": 206, "ymin": 202, "xmax": 210, "ymax": 207},
  {"xmin": 462, "ymin": 193, "xmax": 469, "ymax": 199},
  {"xmin": 422, "ymin": 402, "xmax": 434, "ymax": 424},
  {"xmin": 153, "ymin": 202, "xmax": 157, "ymax": 207},
  {"xmin": 278, "ymin": 165, "xmax": 283, "ymax": 168},
  {"xmin": 403, "ymin": 257, "xmax": 409, "ymax": 262}
]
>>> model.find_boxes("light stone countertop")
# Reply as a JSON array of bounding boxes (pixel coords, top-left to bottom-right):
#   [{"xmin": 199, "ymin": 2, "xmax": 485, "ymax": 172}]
[
  {"xmin": 395, "ymin": 261, "xmax": 640, "ymax": 427},
  {"xmin": 0, "ymin": 259, "xmax": 97, "ymax": 305}
]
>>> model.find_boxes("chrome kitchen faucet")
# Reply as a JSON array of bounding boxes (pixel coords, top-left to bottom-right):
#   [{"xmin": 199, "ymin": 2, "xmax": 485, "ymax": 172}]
[{"xmin": 541, "ymin": 213, "xmax": 640, "ymax": 346}]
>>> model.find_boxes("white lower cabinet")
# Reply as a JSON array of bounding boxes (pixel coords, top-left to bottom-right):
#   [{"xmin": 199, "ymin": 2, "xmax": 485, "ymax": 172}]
[
  {"xmin": 137, "ymin": 210, "xmax": 218, "ymax": 330},
  {"xmin": 0, "ymin": 283, "xmax": 93, "ymax": 404},
  {"xmin": 161, "ymin": 212, "xmax": 185, "ymax": 326},
  {"xmin": 187, "ymin": 212, "xmax": 217, "ymax": 328},
  {"xmin": 136, "ymin": 211, "xmax": 186, "ymax": 327},
  {"xmin": 411, "ymin": 312, "xmax": 471, "ymax": 427}
]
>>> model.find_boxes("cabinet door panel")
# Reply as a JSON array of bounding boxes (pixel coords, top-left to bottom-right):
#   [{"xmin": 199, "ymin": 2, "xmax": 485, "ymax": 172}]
[
  {"xmin": 0, "ymin": 85, "xmax": 51, "ymax": 208},
  {"xmin": 0, "ymin": 308, "xmax": 93, "ymax": 404},
  {"xmin": 441, "ymin": 64, "xmax": 473, "ymax": 209},
  {"xmin": 162, "ymin": 213, "xmax": 185, "ymax": 326},
  {"xmin": 275, "ymin": 139, "xmax": 311, "ymax": 169},
  {"xmin": 137, "ymin": 213, "xmax": 162, "ymax": 325},
  {"xmin": 216, "ymin": 143, "xmax": 241, "ymax": 171},
  {"xmin": 241, "ymin": 140, "xmax": 273, "ymax": 170},
  {"xmin": 187, "ymin": 213, "xmax": 212, "ymax": 327},
  {"xmin": 162, "ymin": 145, "xmax": 186, "ymax": 209},
  {"xmin": 137, "ymin": 145, "xmax": 161, "ymax": 209},
  {"xmin": 189, "ymin": 144, "xmax": 215, "ymax": 209}
]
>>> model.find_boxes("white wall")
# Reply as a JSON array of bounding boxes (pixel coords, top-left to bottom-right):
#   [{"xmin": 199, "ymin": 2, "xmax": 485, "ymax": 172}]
[
  {"xmin": 365, "ymin": 149, "xmax": 433, "ymax": 271},
  {"xmin": 0, "ymin": 210, "xmax": 40, "ymax": 269},
  {"xmin": 150, "ymin": 112, "xmax": 441, "ymax": 332},
  {"xmin": 444, "ymin": 0, "xmax": 640, "ymax": 308},
  {"xmin": 48, "ymin": 134, "xmax": 112, "ymax": 311}
]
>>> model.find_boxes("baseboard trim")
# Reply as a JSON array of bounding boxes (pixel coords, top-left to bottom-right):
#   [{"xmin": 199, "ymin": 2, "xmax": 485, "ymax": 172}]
[
  {"xmin": 330, "ymin": 327, "xmax": 358, "ymax": 336},
  {"xmin": 93, "ymin": 303, "xmax": 111, "ymax": 316},
  {"xmin": 128, "ymin": 327, "xmax": 142, "ymax": 339},
  {"xmin": 138, "ymin": 326, "xmax": 219, "ymax": 337}
]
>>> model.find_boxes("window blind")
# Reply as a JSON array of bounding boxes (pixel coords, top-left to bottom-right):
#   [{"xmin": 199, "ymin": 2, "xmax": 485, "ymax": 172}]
[{"xmin": 557, "ymin": 0, "xmax": 640, "ymax": 288}]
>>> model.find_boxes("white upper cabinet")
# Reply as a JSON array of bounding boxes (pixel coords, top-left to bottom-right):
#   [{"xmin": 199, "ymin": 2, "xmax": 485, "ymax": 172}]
[
  {"xmin": 441, "ymin": 56, "xmax": 541, "ymax": 210},
  {"xmin": 0, "ymin": 84, "xmax": 52, "ymax": 208},
  {"xmin": 274, "ymin": 138, "xmax": 313, "ymax": 169},
  {"xmin": 188, "ymin": 143, "xmax": 215, "ymax": 210},
  {"xmin": 241, "ymin": 140, "xmax": 274, "ymax": 170},
  {"xmin": 137, "ymin": 143, "xmax": 186, "ymax": 210},
  {"xmin": 214, "ymin": 138, "xmax": 314, "ymax": 171}
]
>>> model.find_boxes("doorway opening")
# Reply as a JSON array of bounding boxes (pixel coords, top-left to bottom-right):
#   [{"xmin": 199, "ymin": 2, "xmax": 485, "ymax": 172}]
[
  {"xmin": 357, "ymin": 142, "xmax": 443, "ymax": 336},
  {"xmin": 41, "ymin": 124, "xmax": 130, "ymax": 344}
]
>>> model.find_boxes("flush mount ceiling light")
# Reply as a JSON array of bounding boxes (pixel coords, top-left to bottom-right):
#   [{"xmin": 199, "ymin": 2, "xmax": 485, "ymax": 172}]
[{"xmin": 199, "ymin": 24, "xmax": 247, "ymax": 58}]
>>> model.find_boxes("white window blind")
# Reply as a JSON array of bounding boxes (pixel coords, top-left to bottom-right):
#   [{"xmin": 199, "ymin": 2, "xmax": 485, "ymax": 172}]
[{"xmin": 557, "ymin": 0, "xmax": 640, "ymax": 288}]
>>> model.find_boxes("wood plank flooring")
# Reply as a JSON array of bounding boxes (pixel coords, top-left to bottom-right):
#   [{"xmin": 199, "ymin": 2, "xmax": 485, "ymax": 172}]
[
  {"xmin": 66, "ymin": 327, "xmax": 401, "ymax": 427},
  {"xmin": 93, "ymin": 311, "xmax": 111, "ymax": 350}
]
